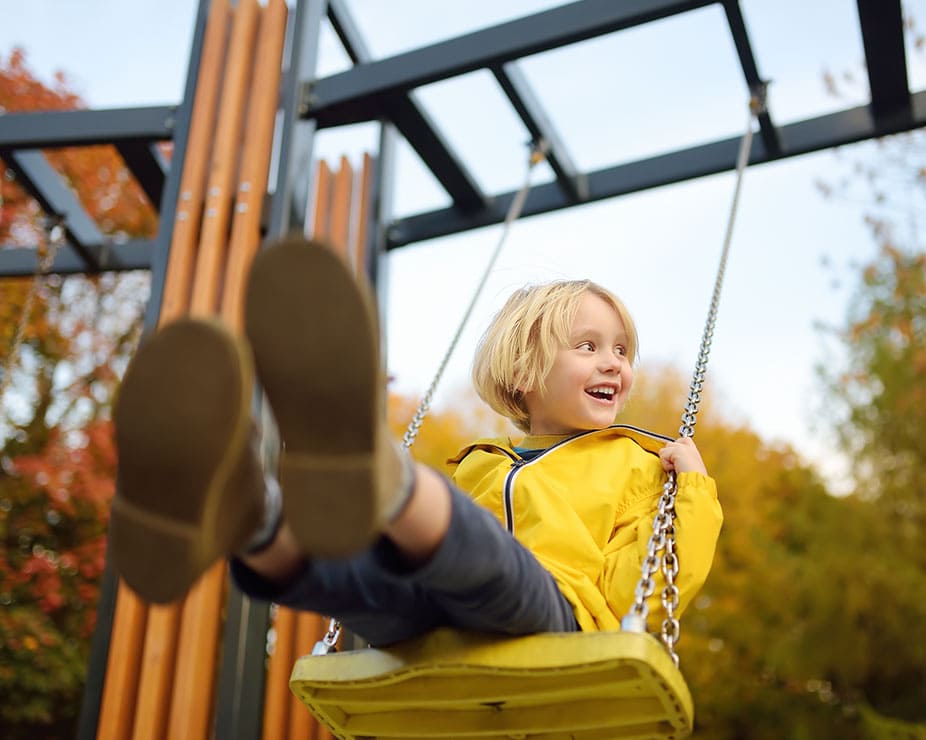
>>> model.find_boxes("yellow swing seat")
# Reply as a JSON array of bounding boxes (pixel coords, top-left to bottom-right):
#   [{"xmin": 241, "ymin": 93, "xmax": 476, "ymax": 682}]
[{"xmin": 290, "ymin": 627, "xmax": 692, "ymax": 739}]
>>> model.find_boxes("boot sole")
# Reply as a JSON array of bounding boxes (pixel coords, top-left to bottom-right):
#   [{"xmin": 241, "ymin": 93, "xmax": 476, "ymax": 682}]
[
  {"xmin": 111, "ymin": 319, "xmax": 258, "ymax": 603},
  {"xmin": 245, "ymin": 238, "xmax": 384, "ymax": 557}
]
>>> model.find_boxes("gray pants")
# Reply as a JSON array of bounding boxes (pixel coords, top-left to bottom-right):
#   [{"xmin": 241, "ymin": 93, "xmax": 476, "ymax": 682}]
[{"xmin": 231, "ymin": 479, "xmax": 579, "ymax": 646}]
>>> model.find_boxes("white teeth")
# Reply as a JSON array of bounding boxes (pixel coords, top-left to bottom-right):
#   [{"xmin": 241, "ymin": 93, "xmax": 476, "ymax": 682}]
[{"xmin": 587, "ymin": 386, "xmax": 615, "ymax": 397}]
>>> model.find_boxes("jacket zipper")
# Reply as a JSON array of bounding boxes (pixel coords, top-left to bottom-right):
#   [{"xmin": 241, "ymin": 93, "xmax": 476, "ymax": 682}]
[{"xmin": 500, "ymin": 424, "xmax": 673, "ymax": 535}]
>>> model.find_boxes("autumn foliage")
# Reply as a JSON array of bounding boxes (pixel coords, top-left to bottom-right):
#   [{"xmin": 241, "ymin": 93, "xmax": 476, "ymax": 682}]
[{"xmin": 1, "ymin": 49, "xmax": 150, "ymax": 736}]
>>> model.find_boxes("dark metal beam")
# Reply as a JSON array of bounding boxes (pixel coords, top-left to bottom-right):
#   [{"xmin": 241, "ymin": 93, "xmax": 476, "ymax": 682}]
[
  {"xmin": 268, "ymin": 0, "xmax": 327, "ymax": 237},
  {"xmin": 0, "ymin": 106, "xmax": 176, "ymax": 149},
  {"xmin": 388, "ymin": 92, "xmax": 926, "ymax": 248},
  {"xmin": 0, "ymin": 240, "xmax": 154, "ymax": 276},
  {"xmin": 325, "ymin": 0, "xmax": 372, "ymax": 63},
  {"xmin": 116, "ymin": 141, "xmax": 168, "ymax": 209},
  {"xmin": 1, "ymin": 148, "xmax": 103, "ymax": 270},
  {"xmin": 492, "ymin": 61, "xmax": 587, "ymax": 202},
  {"xmin": 722, "ymin": 0, "xmax": 780, "ymax": 157},
  {"xmin": 384, "ymin": 97, "xmax": 487, "ymax": 212},
  {"xmin": 856, "ymin": 0, "xmax": 911, "ymax": 126},
  {"xmin": 326, "ymin": 0, "xmax": 485, "ymax": 212},
  {"xmin": 306, "ymin": 0, "xmax": 714, "ymax": 127}
]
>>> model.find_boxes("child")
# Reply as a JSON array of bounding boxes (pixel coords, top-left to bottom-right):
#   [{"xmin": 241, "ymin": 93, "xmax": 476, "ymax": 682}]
[{"xmin": 110, "ymin": 236, "xmax": 722, "ymax": 646}]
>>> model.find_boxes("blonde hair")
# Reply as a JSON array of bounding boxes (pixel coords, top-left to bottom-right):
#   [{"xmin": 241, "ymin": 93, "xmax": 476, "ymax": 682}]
[{"xmin": 472, "ymin": 280, "xmax": 638, "ymax": 433}]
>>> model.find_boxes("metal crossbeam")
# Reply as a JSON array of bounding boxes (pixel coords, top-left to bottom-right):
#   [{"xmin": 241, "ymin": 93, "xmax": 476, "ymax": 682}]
[
  {"xmin": 492, "ymin": 61, "xmax": 588, "ymax": 202},
  {"xmin": 116, "ymin": 141, "xmax": 168, "ymax": 209},
  {"xmin": 307, "ymin": 0, "xmax": 713, "ymax": 126},
  {"xmin": 387, "ymin": 92, "xmax": 926, "ymax": 247},
  {"xmin": 856, "ymin": 0, "xmax": 911, "ymax": 126},
  {"xmin": 326, "ymin": 0, "xmax": 486, "ymax": 211},
  {"xmin": 722, "ymin": 0, "xmax": 780, "ymax": 156},
  {"xmin": 0, "ymin": 106, "xmax": 175, "ymax": 149},
  {"xmin": 0, "ymin": 240, "xmax": 154, "ymax": 276},
  {"xmin": 1, "ymin": 149, "xmax": 104, "ymax": 270}
]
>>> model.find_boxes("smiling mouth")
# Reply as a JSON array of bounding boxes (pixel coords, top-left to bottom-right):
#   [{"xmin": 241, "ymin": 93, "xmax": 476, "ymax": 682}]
[{"xmin": 585, "ymin": 386, "xmax": 617, "ymax": 401}]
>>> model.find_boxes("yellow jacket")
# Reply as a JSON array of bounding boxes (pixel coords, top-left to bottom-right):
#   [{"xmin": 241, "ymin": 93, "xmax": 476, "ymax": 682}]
[{"xmin": 448, "ymin": 425, "xmax": 723, "ymax": 632}]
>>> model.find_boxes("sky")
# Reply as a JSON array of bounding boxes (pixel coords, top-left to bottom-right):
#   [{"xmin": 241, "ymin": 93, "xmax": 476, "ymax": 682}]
[{"xmin": 2, "ymin": 0, "xmax": 923, "ymax": 490}]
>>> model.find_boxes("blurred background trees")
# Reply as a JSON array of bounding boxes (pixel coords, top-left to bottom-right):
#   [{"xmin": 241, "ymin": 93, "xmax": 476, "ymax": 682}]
[
  {"xmin": 0, "ymin": 48, "xmax": 152, "ymax": 738},
  {"xmin": 2, "ymin": 29, "xmax": 925, "ymax": 740}
]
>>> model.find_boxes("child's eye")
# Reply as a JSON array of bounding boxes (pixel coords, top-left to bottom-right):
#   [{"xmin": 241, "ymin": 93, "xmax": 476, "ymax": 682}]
[
  {"xmin": 578, "ymin": 341, "xmax": 595, "ymax": 351},
  {"xmin": 615, "ymin": 345, "xmax": 627, "ymax": 357}
]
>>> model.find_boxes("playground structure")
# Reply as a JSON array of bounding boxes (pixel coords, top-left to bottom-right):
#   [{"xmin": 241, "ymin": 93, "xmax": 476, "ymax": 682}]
[{"xmin": 0, "ymin": 1, "xmax": 922, "ymax": 738}]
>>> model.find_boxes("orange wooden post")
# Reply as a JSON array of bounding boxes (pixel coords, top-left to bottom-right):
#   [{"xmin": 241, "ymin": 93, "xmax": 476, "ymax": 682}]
[
  {"xmin": 97, "ymin": 3, "xmax": 231, "ymax": 739},
  {"xmin": 167, "ymin": 2, "xmax": 287, "ymax": 734},
  {"xmin": 260, "ymin": 153, "xmax": 380, "ymax": 739},
  {"xmin": 328, "ymin": 156, "xmax": 354, "ymax": 260},
  {"xmin": 262, "ymin": 606, "xmax": 296, "ymax": 740},
  {"xmin": 222, "ymin": 0, "xmax": 289, "ymax": 327},
  {"xmin": 352, "ymin": 153, "xmax": 376, "ymax": 275},
  {"xmin": 190, "ymin": 0, "xmax": 261, "ymax": 318},
  {"xmin": 130, "ymin": 605, "xmax": 183, "ymax": 740},
  {"xmin": 160, "ymin": 0, "xmax": 232, "ymax": 325},
  {"xmin": 129, "ymin": 2, "xmax": 260, "ymax": 733},
  {"xmin": 290, "ymin": 612, "xmax": 323, "ymax": 738},
  {"xmin": 96, "ymin": 589, "xmax": 148, "ymax": 739}
]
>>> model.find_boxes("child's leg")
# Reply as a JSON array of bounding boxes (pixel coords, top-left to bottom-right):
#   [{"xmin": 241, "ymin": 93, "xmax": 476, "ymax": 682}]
[
  {"xmin": 234, "ymin": 463, "xmax": 576, "ymax": 643},
  {"xmin": 239, "ymin": 462, "xmax": 451, "ymax": 584},
  {"xmin": 112, "ymin": 237, "xmax": 575, "ymax": 641}
]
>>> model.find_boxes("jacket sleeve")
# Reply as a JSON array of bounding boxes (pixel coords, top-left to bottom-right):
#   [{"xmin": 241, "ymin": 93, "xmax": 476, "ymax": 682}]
[{"xmin": 600, "ymin": 471, "xmax": 722, "ymax": 629}]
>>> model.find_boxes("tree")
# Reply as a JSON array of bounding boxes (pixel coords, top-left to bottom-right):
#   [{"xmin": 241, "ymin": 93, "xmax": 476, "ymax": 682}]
[
  {"xmin": 825, "ymin": 242, "xmax": 926, "ymax": 527},
  {"xmin": 817, "ymin": 11, "xmax": 926, "ymax": 529},
  {"xmin": 0, "ymin": 48, "xmax": 152, "ymax": 738}
]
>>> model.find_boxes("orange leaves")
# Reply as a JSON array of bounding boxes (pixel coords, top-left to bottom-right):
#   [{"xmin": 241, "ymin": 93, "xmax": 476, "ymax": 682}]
[{"xmin": 0, "ymin": 48, "xmax": 158, "ymax": 244}]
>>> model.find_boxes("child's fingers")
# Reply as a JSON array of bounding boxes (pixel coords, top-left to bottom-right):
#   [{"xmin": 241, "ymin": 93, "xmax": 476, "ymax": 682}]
[{"xmin": 658, "ymin": 437, "xmax": 708, "ymax": 475}]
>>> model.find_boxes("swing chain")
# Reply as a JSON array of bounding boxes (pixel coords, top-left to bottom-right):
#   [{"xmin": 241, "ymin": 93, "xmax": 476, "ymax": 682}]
[
  {"xmin": 401, "ymin": 138, "xmax": 548, "ymax": 451},
  {"xmin": 621, "ymin": 96, "xmax": 758, "ymax": 667},
  {"xmin": 311, "ymin": 618, "xmax": 342, "ymax": 656},
  {"xmin": 312, "ymin": 140, "xmax": 550, "ymax": 657}
]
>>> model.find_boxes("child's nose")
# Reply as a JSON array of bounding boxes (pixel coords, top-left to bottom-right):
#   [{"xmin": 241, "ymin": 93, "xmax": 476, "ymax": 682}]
[{"xmin": 599, "ymin": 351, "xmax": 623, "ymax": 371}]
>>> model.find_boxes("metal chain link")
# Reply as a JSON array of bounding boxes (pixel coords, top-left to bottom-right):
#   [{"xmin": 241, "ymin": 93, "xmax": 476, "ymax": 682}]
[
  {"xmin": 621, "ymin": 91, "xmax": 763, "ymax": 667},
  {"xmin": 312, "ymin": 141, "xmax": 548, "ymax": 656},
  {"xmin": 0, "ymin": 216, "xmax": 66, "ymax": 406},
  {"xmin": 401, "ymin": 140, "xmax": 548, "ymax": 450}
]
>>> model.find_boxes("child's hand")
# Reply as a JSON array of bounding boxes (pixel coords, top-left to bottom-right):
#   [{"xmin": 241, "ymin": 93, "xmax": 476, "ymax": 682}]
[{"xmin": 659, "ymin": 437, "xmax": 708, "ymax": 476}]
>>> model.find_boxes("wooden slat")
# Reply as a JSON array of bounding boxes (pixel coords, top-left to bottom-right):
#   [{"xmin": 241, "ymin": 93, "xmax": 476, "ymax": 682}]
[
  {"xmin": 98, "ymin": 3, "xmax": 231, "ymax": 739},
  {"xmin": 291, "ymin": 612, "xmax": 323, "ymax": 738},
  {"xmin": 263, "ymin": 608, "xmax": 297, "ymax": 740},
  {"xmin": 328, "ymin": 156, "xmax": 354, "ymax": 259},
  {"xmin": 290, "ymin": 156, "xmax": 357, "ymax": 740},
  {"xmin": 97, "ymin": 589, "xmax": 148, "ymax": 738},
  {"xmin": 160, "ymin": 0, "xmax": 232, "ymax": 323},
  {"xmin": 168, "ymin": 3, "xmax": 287, "ymax": 731},
  {"xmin": 222, "ymin": 0, "xmax": 289, "ymax": 329},
  {"xmin": 312, "ymin": 160, "xmax": 333, "ymax": 240},
  {"xmin": 352, "ymin": 153, "xmax": 375, "ymax": 276},
  {"xmin": 165, "ymin": 566, "xmax": 226, "ymax": 738},
  {"xmin": 190, "ymin": 0, "xmax": 261, "ymax": 317},
  {"xmin": 165, "ymin": 1, "xmax": 265, "ymax": 737},
  {"xmin": 131, "ymin": 606, "xmax": 182, "ymax": 740}
]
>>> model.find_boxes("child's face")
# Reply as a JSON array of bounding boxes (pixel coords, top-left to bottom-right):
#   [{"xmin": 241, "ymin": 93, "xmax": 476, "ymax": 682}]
[{"xmin": 524, "ymin": 291, "xmax": 633, "ymax": 435}]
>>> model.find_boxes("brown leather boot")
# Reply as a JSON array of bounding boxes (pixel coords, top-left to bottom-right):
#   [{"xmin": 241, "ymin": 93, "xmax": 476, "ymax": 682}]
[
  {"xmin": 244, "ymin": 236, "xmax": 408, "ymax": 558},
  {"xmin": 110, "ymin": 318, "xmax": 265, "ymax": 603}
]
